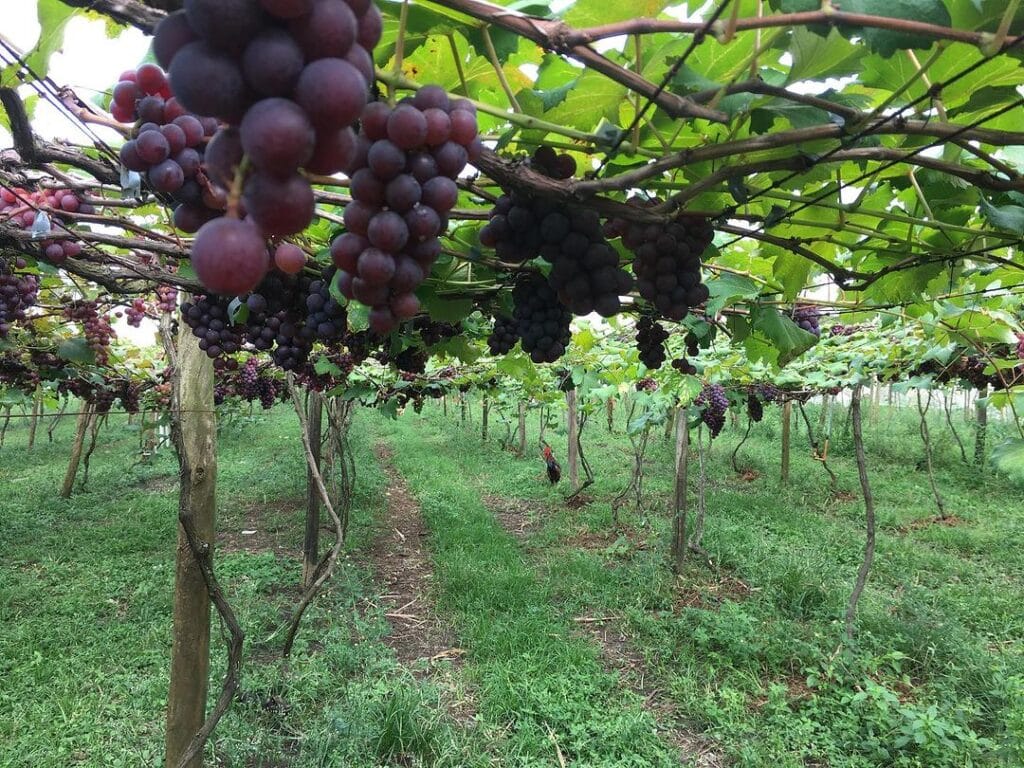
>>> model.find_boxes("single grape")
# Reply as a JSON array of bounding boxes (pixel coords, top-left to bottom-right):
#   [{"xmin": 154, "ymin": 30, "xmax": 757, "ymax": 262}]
[{"xmin": 191, "ymin": 217, "xmax": 270, "ymax": 295}]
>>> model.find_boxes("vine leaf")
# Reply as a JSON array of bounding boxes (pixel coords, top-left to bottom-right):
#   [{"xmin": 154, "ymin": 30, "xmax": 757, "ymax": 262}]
[
  {"xmin": 979, "ymin": 196, "xmax": 1024, "ymax": 234},
  {"xmin": 839, "ymin": 0, "xmax": 952, "ymax": 57},
  {"xmin": 0, "ymin": 0, "xmax": 76, "ymax": 87},
  {"xmin": 991, "ymin": 438, "xmax": 1024, "ymax": 486}
]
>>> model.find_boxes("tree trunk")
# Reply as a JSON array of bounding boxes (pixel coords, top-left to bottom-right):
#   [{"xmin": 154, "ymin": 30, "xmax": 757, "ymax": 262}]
[
  {"xmin": 606, "ymin": 397, "xmax": 614, "ymax": 433},
  {"xmin": 844, "ymin": 386, "xmax": 876, "ymax": 640},
  {"xmin": 780, "ymin": 400, "xmax": 792, "ymax": 485},
  {"xmin": 566, "ymin": 390, "xmax": 579, "ymax": 491},
  {"xmin": 670, "ymin": 410, "xmax": 689, "ymax": 572},
  {"xmin": 165, "ymin": 323, "xmax": 218, "ymax": 768},
  {"xmin": 517, "ymin": 401, "xmax": 526, "ymax": 456},
  {"xmin": 442, "ymin": 395, "xmax": 447, "ymax": 418},
  {"xmin": 481, "ymin": 397, "xmax": 489, "ymax": 442},
  {"xmin": 27, "ymin": 392, "xmax": 40, "ymax": 449},
  {"xmin": 60, "ymin": 404, "xmax": 93, "ymax": 499},
  {"xmin": 974, "ymin": 391, "xmax": 988, "ymax": 466},
  {"xmin": 303, "ymin": 391, "xmax": 323, "ymax": 589},
  {"xmin": 538, "ymin": 405, "xmax": 546, "ymax": 444}
]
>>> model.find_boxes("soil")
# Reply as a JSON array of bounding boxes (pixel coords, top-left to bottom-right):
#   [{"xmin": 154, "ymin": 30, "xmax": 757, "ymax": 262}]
[
  {"xmin": 369, "ymin": 445, "xmax": 464, "ymax": 669},
  {"xmin": 898, "ymin": 514, "xmax": 966, "ymax": 532},
  {"xmin": 481, "ymin": 494, "xmax": 724, "ymax": 768},
  {"xmin": 217, "ymin": 498, "xmax": 302, "ymax": 556}
]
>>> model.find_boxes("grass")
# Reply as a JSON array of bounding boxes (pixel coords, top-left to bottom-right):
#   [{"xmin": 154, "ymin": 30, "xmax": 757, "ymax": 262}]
[
  {"xmin": 3, "ymin": 392, "xmax": 1022, "ymax": 767},
  {"xmin": 380, "ymin": 393, "xmax": 1024, "ymax": 767},
  {"xmin": 0, "ymin": 404, "xmax": 486, "ymax": 767}
]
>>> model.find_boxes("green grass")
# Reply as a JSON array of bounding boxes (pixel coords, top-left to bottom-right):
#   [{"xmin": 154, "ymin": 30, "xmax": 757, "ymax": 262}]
[
  {"xmin": 4, "ymin": 394, "xmax": 1022, "ymax": 767},
  {"xmin": 382, "ymin": 395, "xmax": 1024, "ymax": 767},
  {"xmin": 0, "ymin": 405, "xmax": 487, "ymax": 767}
]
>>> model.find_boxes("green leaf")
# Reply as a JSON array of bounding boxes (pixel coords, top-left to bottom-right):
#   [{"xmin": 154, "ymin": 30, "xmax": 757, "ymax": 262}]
[
  {"xmin": 57, "ymin": 337, "xmax": 95, "ymax": 365},
  {"xmin": 563, "ymin": 0, "xmax": 668, "ymax": 27},
  {"xmin": 787, "ymin": 28, "xmax": 865, "ymax": 82},
  {"xmin": 979, "ymin": 196, "xmax": 1024, "ymax": 234},
  {"xmin": 0, "ymin": 0, "xmax": 77, "ymax": 87},
  {"xmin": 751, "ymin": 306, "xmax": 818, "ymax": 365},
  {"xmin": 840, "ymin": 0, "xmax": 951, "ymax": 57},
  {"xmin": 347, "ymin": 302, "xmax": 369, "ymax": 332},
  {"xmin": 418, "ymin": 289, "xmax": 474, "ymax": 322},
  {"xmin": 705, "ymin": 272, "xmax": 761, "ymax": 316},
  {"xmin": 991, "ymin": 438, "xmax": 1024, "ymax": 486}
]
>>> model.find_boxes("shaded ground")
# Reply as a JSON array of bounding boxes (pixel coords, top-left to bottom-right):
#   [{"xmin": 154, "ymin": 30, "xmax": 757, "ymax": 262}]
[{"xmin": 481, "ymin": 493, "xmax": 724, "ymax": 767}]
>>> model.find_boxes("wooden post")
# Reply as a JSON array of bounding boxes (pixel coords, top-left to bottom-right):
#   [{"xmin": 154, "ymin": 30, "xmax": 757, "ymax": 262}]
[
  {"xmin": 460, "ymin": 393, "xmax": 467, "ymax": 425},
  {"xmin": 844, "ymin": 386, "xmax": 876, "ymax": 639},
  {"xmin": 481, "ymin": 397, "xmax": 489, "ymax": 442},
  {"xmin": 302, "ymin": 391, "xmax": 323, "ymax": 589},
  {"xmin": 60, "ymin": 404, "xmax": 93, "ymax": 498},
  {"xmin": 27, "ymin": 391, "xmax": 40, "ymax": 449},
  {"xmin": 670, "ymin": 410, "xmax": 689, "ymax": 572},
  {"xmin": 606, "ymin": 397, "xmax": 614, "ymax": 433},
  {"xmin": 442, "ymin": 395, "xmax": 447, "ymax": 418},
  {"xmin": 780, "ymin": 400, "xmax": 792, "ymax": 485},
  {"xmin": 566, "ymin": 390, "xmax": 579, "ymax": 491},
  {"xmin": 165, "ymin": 322, "xmax": 218, "ymax": 768},
  {"xmin": 517, "ymin": 401, "xmax": 526, "ymax": 456},
  {"xmin": 974, "ymin": 391, "xmax": 988, "ymax": 467}
]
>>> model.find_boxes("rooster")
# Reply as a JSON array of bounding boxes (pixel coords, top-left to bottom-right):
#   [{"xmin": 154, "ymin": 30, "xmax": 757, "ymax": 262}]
[{"xmin": 541, "ymin": 443, "xmax": 561, "ymax": 484}]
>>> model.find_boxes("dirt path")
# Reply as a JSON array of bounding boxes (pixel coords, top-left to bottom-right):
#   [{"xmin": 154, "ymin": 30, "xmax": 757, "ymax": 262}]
[
  {"xmin": 483, "ymin": 494, "xmax": 725, "ymax": 768},
  {"xmin": 368, "ymin": 444, "xmax": 464, "ymax": 670}
]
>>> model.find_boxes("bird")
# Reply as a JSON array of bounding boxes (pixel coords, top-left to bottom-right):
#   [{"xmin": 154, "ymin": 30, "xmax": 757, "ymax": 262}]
[{"xmin": 541, "ymin": 443, "xmax": 561, "ymax": 484}]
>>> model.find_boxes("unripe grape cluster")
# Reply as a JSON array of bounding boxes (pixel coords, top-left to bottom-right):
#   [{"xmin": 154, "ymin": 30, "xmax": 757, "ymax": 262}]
[
  {"xmin": 636, "ymin": 315, "xmax": 668, "ymax": 370},
  {"xmin": 605, "ymin": 206, "xmax": 713, "ymax": 321},
  {"xmin": 792, "ymin": 304, "xmax": 821, "ymax": 337},
  {"xmin": 156, "ymin": 285, "xmax": 179, "ymax": 313},
  {"xmin": 331, "ymin": 88, "xmax": 481, "ymax": 333},
  {"xmin": 0, "ymin": 187, "xmax": 90, "ymax": 264},
  {"xmin": 112, "ymin": 63, "xmax": 224, "ymax": 232},
  {"xmin": 512, "ymin": 276, "xmax": 572, "ymax": 363},
  {"xmin": 154, "ymin": 0, "xmax": 382, "ymax": 296},
  {"xmin": 0, "ymin": 257, "xmax": 39, "ymax": 338},
  {"xmin": 487, "ymin": 314, "xmax": 519, "ymax": 355},
  {"xmin": 695, "ymin": 382, "xmax": 728, "ymax": 438}
]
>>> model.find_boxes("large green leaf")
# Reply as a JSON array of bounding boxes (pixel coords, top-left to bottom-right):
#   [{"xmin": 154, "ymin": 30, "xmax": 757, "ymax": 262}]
[
  {"xmin": 0, "ymin": 0, "xmax": 76, "ymax": 87},
  {"xmin": 787, "ymin": 28, "xmax": 865, "ymax": 83},
  {"xmin": 840, "ymin": 0, "xmax": 951, "ymax": 57},
  {"xmin": 991, "ymin": 438, "xmax": 1024, "ymax": 486},
  {"xmin": 751, "ymin": 305, "xmax": 818, "ymax": 365}
]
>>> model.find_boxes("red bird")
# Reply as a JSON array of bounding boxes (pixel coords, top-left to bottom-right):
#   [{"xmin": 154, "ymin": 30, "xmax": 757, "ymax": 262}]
[{"xmin": 542, "ymin": 444, "xmax": 561, "ymax": 484}]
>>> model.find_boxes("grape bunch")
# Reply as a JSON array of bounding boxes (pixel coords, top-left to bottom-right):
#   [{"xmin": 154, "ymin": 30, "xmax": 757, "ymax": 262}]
[
  {"xmin": 755, "ymin": 383, "xmax": 780, "ymax": 403},
  {"xmin": 792, "ymin": 304, "xmax": 821, "ymax": 337},
  {"xmin": 304, "ymin": 269, "xmax": 347, "ymax": 341},
  {"xmin": 695, "ymin": 383, "xmax": 728, "ymax": 438},
  {"xmin": 332, "ymin": 88, "xmax": 481, "ymax": 333},
  {"xmin": 1016, "ymin": 333, "xmax": 1024, "ymax": 360},
  {"xmin": 635, "ymin": 377, "xmax": 658, "ymax": 392},
  {"xmin": 636, "ymin": 315, "xmax": 668, "ymax": 370},
  {"xmin": 512, "ymin": 276, "xmax": 571, "ymax": 363},
  {"xmin": 0, "ymin": 257, "xmax": 40, "ymax": 338},
  {"xmin": 154, "ymin": 0, "xmax": 382, "ymax": 296},
  {"xmin": 182, "ymin": 294, "xmax": 245, "ymax": 359},
  {"xmin": 528, "ymin": 145, "xmax": 576, "ymax": 180},
  {"xmin": 671, "ymin": 332, "xmax": 700, "ymax": 374},
  {"xmin": 394, "ymin": 346, "xmax": 428, "ymax": 375},
  {"xmin": 156, "ymin": 285, "xmax": 178, "ymax": 313},
  {"xmin": 540, "ymin": 205, "xmax": 634, "ymax": 317},
  {"xmin": 64, "ymin": 300, "xmax": 116, "ymax": 366},
  {"xmin": 605, "ymin": 207, "xmax": 713, "ymax": 321},
  {"xmin": 239, "ymin": 356, "xmax": 261, "ymax": 400},
  {"xmin": 487, "ymin": 314, "xmax": 519, "ymax": 355},
  {"xmin": 125, "ymin": 297, "xmax": 148, "ymax": 327},
  {"xmin": 960, "ymin": 356, "xmax": 991, "ymax": 391},
  {"xmin": 0, "ymin": 186, "xmax": 91, "ymax": 264},
  {"xmin": 413, "ymin": 317, "xmax": 461, "ymax": 346},
  {"xmin": 828, "ymin": 323, "xmax": 862, "ymax": 337},
  {"xmin": 112, "ymin": 64, "xmax": 224, "ymax": 232},
  {"xmin": 478, "ymin": 191, "xmax": 544, "ymax": 263},
  {"xmin": 746, "ymin": 391, "xmax": 764, "ymax": 422}
]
